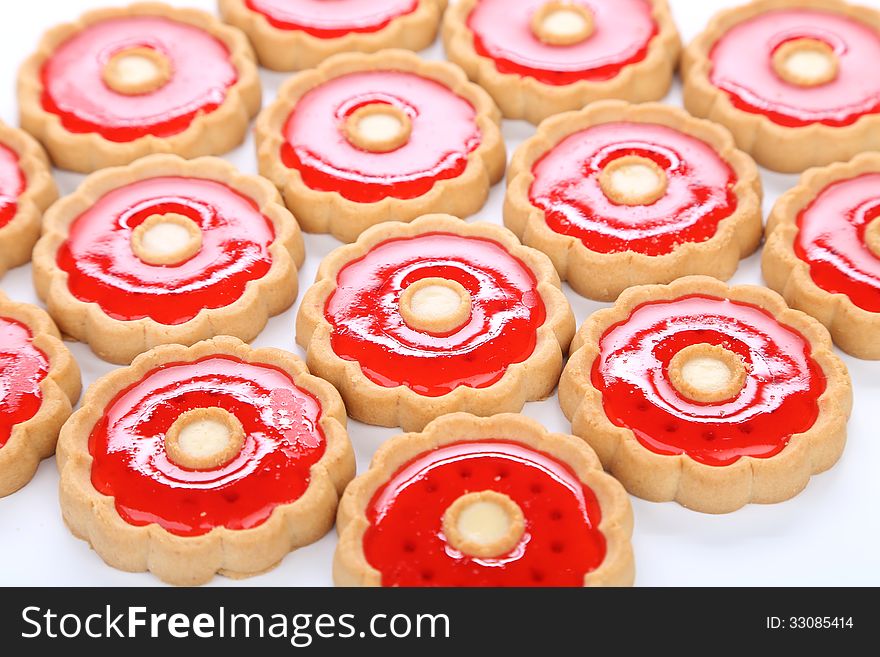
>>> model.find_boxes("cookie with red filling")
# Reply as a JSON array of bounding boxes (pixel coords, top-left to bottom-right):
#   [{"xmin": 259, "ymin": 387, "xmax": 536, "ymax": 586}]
[
  {"xmin": 443, "ymin": 0, "xmax": 680, "ymax": 124},
  {"xmin": 683, "ymin": 0, "xmax": 880, "ymax": 172},
  {"xmin": 764, "ymin": 152, "xmax": 880, "ymax": 359},
  {"xmin": 32, "ymin": 155, "xmax": 304, "ymax": 364},
  {"xmin": 0, "ymin": 293, "xmax": 81, "ymax": 498},
  {"xmin": 334, "ymin": 413, "xmax": 634, "ymax": 587},
  {"xmin": 257, "ymin": 50, "xmax": 505, "ymax": 243},
  {"xmin": 0, "ymin": 122, "xmax": 57, "ymax": 278},
  {"xmin": 219, "ymin": 0, "xmax": 446, "ymax": 71},
  {"xmin": 18, "ymin": 3, "xmax": 261, "ymax": 173},
  {"xmin": 559, "ymin": 276, "xmax": 852, "ymax": 514},
  {"xmin": 505, "ymin": 101, "xmax": 763, "ymax": 301},
  {"xmin": 297, "ymin": 214, "xmax": 575, "ymax": 431},
  {"xmin": 57, "ymin": 336, "xmax": 355, "ymax": 585}
]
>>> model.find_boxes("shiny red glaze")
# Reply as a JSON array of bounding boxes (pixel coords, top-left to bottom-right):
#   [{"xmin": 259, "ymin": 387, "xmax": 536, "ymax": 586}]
[
  {"xmin": 364, "ymin": 440, "xmax": 606, "ymax": 587},
  {"xmin": 529, "ymin": 122, "xmax": 737, "ymax": 255},
  {"xmin": 246, "ymin": 0, "xmax": 418, "ymax": 37},
  {"xmin": 0, "ymin": 144, "xmax": 24, "ymax": 230},
  {"xmin": 325, "ymin": 233, "xmax": 546, "ymax": 397},
  {"xmin": 795, "ymin": 173, "xmax": 880, "ymax": 312},
  {"xmin": 56, "ymin": 176, "xmax": 275, "ymax": 326},
  {"xmin": 592, "ymin": 295, "xmax": 825, "ymax": 467},
  {"xmin": 0, "ymin": 317, "xmax": 49, "ymax": 448},
  {"xmin": 88, "ymin": 356, "xmax": 326, "ymax": 537},
  {"xmin": 41, "ymin": 17, "xmax": 237, "ymax": 142},
  {"xmin": 710, "ymin": 9, "xmax": 880, "ymax": 127},
  {"xmin": 281, "ymin": 71, "xmax": 481, "ymax": 203},
  {"xmin": 467, "ymin": 0, "xmax": 656, "ymax": 86}
]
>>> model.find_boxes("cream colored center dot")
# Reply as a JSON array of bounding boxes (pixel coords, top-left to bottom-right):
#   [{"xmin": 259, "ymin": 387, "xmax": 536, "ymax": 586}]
[
  {"xmin": 131, "ymin": 213, "xmax": 202, "ymax": 266},
  {"xmin": 165, "ymin": 407, "xmax": 245, "ymax": 471},
  {"xmin": 399, "ymin": 277, "xmax": 472, "ymax": 335},
  {"xmin": 531, "ymin": 2, "xmax": 594, "ymax": 46},
  {"xmin": 865, "ymin": 217, "xmax": 880, "ymax": 259},
  {"xmin": 442, "ymin": 491, "xmax": 526, "ymax": 559},
  {"xmin": 668, "ymin": 343, "xmax": 748, "ymax": 404},
  {"xmin": 772, "ymin": 38, "xmax": 838, "ymax": 88},
  {"xmin": 102, "ymin": 47, "xmax": 172, "ymax": 96},
  {"xmin": 344, "ymin": 103, "xmax": 412, "ymax": 153},
  {"xmin": 599, "ymin": 155, "xmax": 668, "ymax": 206}
]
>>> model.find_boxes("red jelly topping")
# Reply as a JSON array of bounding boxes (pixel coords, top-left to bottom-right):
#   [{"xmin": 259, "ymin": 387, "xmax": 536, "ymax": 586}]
[
  {"xmin": 326, "ymin": 233, "xmax": 546, "ymax": 397},
  {"xmin": 710, "ymin": 9, "xmax": 880, "ymax": 127},
  {"xmin": 56, "ymin": 176, "xmax": 275, "ymax": 326},
  {"xmin": 0, "ymin": 144, "xmax": 25, "ymax": 230},
  {"xmin": 529, "ymin": 122, "xmax": 737, "ymax": 256},
  {"xmin": 246, "ymin": 0, "xmax": 418, "ymax": 37},
  {"xmin": 88, "ymin": 356, "xmax": 326, "ymax": 537},
  {"xmin": 281, "ymin": 71, "xmax": 481, "ymax": 203},
  {"xmin": 592, "ymin": 295, "xmax": 825, "ymax": 466},
  {"xmin": 0, "ymin": 317, "xmax": 49, "ymax": 448},
  {"xmin": 795, "ymin": 173, "xmax": 880, "ymax": 312},
  {"xmin": 364, "ymin": 440, "xmax": 606, "ymax": 587},
  {"xmin": 593, "ymin": 295, "xmax": 825, "ymax": 467},
  {"xmin": 467, "ymin": 0, "xmax": 657, "ymax": 86},
  {"xmin": 41, "ymin": 17, "xmax": 237, "ymax": 142}
]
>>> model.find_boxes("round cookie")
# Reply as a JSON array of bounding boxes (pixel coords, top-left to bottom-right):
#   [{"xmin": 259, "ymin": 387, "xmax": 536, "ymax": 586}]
[
  {"xmin": 559, "ymin": 276, "xmax": 852, "ymax": 514},
  {"xmin": 32, "ymin": 155, "xmax": 304, "ymax": 364}
]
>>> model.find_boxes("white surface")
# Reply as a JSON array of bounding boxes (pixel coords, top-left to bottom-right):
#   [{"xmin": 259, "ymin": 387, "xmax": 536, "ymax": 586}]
[{"xmin": 1, "ymin": 0, "xmax": 878, "ymax": 587}]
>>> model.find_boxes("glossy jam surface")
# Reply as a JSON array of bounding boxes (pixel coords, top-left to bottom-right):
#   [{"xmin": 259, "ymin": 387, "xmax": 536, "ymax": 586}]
[
  {"xmin": 326, "ymin": 233, "xmax": 545, "ymax": 397},
  {"xmin": 282, "ymin": 71, "xmax": 480, "ymax": 203},
  {"xmin": 0, "ymin": 144, "xmax": 24, "ymax": 230},
  {"xmin": 42, "ymin": 17, "xmax": 237, "ymax": 142},
  {"xmin": 246, "ymin": 0, "xmax": 418, "ymax": 37},
  {"xmin": 710, "ymin": 9, "xmax": 880, "ymax": 127},
  {"xmin": 529, "ymin": 122, "xmax": 737, "ymax": 255},
  {"xmin": 89, "ymin": 356, "xmax": 326, "ymax": 536},
  {"xmin": 364, "ymin": 440, "xmax": 606, "ymax": 587},
  {"xmin": 592, "ymin": 295, "xmax": 825, "ymax": 467},
  {"xmin": 0, "ymin": 317, "xmax": 49, "ymax": 448},
  {"xmin": 468, "ymin": 0, "xmax": 656, "ymax": 86},
  {"xmin": 795, "ymin": 173, "xmax": 880, "ymax": 312},
  {"xmin": 57, "ymin": 176, "xmax": 275, "ymax": 326}
]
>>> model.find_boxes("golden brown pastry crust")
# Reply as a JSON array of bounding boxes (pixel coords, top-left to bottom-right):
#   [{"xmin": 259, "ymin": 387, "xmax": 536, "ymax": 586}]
[
  {"xmin": 0, "ymin": 293, "xmax": 81, "ymax": 498},
  {"xmin": 505, "ymin": 101, "xmax": 763, "ymax": 301},
  {"xmin": 57, "ymin": 336, "xmax": 355, "ymax": 586},
  {"xmin": 559, "ymin": 276, "xmax": 852, "ymax": 514},
  {"xmin": 0, "ymin": 122, "xmax": 58, "ymax": 278},
  {"xmin": 334, "ymin": 413, "xmax": 634, "ymax": 587},
  {"xmin": 256, "ymin": 49, "xmax": 506, "ymax": 243},
  {"xmin": 443, "ymin": 0, "xmax": 681, "ymax": 124},
  {"xmin": 218, "ymin": 0, "xmax": 447, "ymax": 71},
  {"xmin": 18, "ymin": 2, "xmax": 262, "ymax": 173},
  {"xmin": 682, "ymin": 0, "xmax": 880, "ymax": 173},
  {"xmin": 296, "ymin": 214, "xmax": 575, "ymax": 431},
  {"xmin": 32, "ymin": 154, "xmax": 305, "ymax": 365},
  {"xmin": 763, "ymin": 152, "xmax": 880, "ymax": 359}
]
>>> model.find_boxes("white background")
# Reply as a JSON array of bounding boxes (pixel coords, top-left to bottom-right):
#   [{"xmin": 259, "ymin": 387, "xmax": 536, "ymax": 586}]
[{"xmin": 0, "ymin": 0, "xmax": 878, "ymax": 587}]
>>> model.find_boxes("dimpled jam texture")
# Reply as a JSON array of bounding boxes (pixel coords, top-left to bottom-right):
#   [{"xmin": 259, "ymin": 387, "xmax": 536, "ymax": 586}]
[
  {"xmin": 467, "ymin": 0, "xmax": 657, "ymax": 85},
  {"xmin": 325, "ymin": 233, "xmax": 546, "ymax": 397},
  {"xmin": 709, "ymin": 9, "xmax": 880, "ymax": 127},
  {"xmin": 795, "ymin": 173, "xmax": 880, "ymax": 312},
  {"xmin": 364, "ymin": 440, "xmax": 606, "ymax": 587},
  {"xmin": 281, "ymin": 71, "xmax": 481, "ymax": 203},
  {"xmin": 0, "ymin": 144, "xmax": 24, "ymax": 230},
  {"xmin": 592, "ymin": 295, "xmax": 825, "ymax": 467},
  {"xmin": 246, "ymin": 0, "xmax": 418, "ymax": 37},
  {"xmin": 41, "ymin": 16, "xmax": 237, "ymax": 142},
  {"xmin": 0, "ymin": 317, "xmax": 49, "ymax": 448},
  {"xmin": 56, "ymin": 176, "xmax": 275, "ymax": 326},
  {"xmin": 529, "ymin": 122, "xmax": 737, "ymax": 255},
  {"xmin": 88, "ymin": 356, "xmax": 326, "ymax": 537}
]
